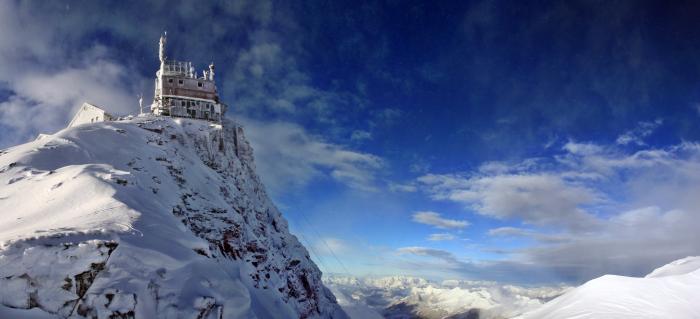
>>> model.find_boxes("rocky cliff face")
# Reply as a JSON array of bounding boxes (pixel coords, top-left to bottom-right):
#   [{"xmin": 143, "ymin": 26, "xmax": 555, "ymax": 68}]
[{"xmin": 0, "ymin": 115, "xmax": 347, "ymax": 319}]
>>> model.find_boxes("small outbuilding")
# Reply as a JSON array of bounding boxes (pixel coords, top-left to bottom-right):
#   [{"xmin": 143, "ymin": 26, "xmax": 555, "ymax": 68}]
[{"xmin": 67, "ymin": 102, "xmax": 114, "ymax": 128}]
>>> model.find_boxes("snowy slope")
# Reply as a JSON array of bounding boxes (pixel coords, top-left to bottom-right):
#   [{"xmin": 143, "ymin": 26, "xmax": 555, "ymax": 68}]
[
  {"xmin": 324, "ymin": 275, "xmax": 568, "ymax": 319},
  {"xmin": 0, "ymin": 115, "xmax": 347, "ymax": 318},
  {"xmin": 519, "ymin": 256, "xmax": 700, "ymax": 319},
  {"xmin": 645, "ymin": 256, "xmax": 700, "ymax": 278}
]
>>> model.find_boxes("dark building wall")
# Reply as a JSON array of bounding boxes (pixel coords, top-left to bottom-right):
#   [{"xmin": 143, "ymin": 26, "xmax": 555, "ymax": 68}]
[{"xmin": 162, "ymin": 75, "xmax": 218, "ymax": 102}]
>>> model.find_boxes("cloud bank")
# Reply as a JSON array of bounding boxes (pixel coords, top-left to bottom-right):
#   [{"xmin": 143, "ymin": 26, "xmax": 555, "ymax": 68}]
[{"xmin": 413, "ymin": 130, "xmax": 700, "ymax": 282}]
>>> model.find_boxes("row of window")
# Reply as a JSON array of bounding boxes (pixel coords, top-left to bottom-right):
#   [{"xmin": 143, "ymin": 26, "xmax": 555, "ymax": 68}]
[
  {"xmin": 167, "ymin": 78, "xmax": 204, "ymax": 87},
  {"xmin": 187, "ymin": 109, "xmax": 213, "ymax": 118},
  {"xmin": 169, "ymin": 99, "xmax": 216, "ymax": 112}
]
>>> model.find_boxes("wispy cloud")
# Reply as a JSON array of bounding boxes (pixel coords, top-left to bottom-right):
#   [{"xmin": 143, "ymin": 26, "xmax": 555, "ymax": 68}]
[
  {"xmin": 350, "ymin": 130, "xmax": 372, "ymax": 142},
  {"xmin": 241, "ymin": 118, "xmax": 383, "ymax": 194},
  {"xmin": 0, "ymin": 1, "xmax": 280, "ymax": 148},
  {"xmin": 417, "ymin": 138, "xmax": 700, "ymax": 281},
  {"xmin": 0, "ymin": 0, "xmax": 367, "ymax": 150},
  {"xmin": 412, "ymin": 211, "xmax": 470, "ymax": 229},
  {"xmin": 388, "ymin": 182, "xmax": 418, "ymax": 193},
  {"xmin": 427, "ymin": 233, "xmax": 456, "ymax": 241},
  {"xmin": 418, "ymin": 172, "xmax": 600, "ymax": 231},
  {"xmin": 0, "ymin": 1, "xmax": 142, "ymax": 147},
  {"xmin": 488, "ymin": 227, "xmax": 535, "ymax": 237},
  {"xmin": 615, "ymin": 119, "xmax": 663, "ymax": 146},
  {"xmin": 397, "ymin": 246, "xmax": 460, "ymax": 264},
  {"xmin": 488, "ymin": 227, "xmax": 567, "ymax": 244}
]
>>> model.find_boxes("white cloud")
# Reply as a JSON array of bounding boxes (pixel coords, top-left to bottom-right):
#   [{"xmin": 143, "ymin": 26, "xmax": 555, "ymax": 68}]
[
  {"xmin": 615, "ymin": 119, "xmax": 663, "ymax": 146},
  {"xmin": 488, "ymin": 227, "xmax": 534, "ymax": 237},
  {"xmin": 0, "ymin": 60, "xmax": 139, "ymax": 147},
  {"xmin": 397, "ymin": 246, "xmax": 460, "ymax": 264},
  {"xmin": 229, "ymin": 30, "xmax": 365, "ymax": 125},
  {"xmin": 488, "ymin": 227, "xmax": 567, "ymax": 244},
  {"xmin": 427, "ymin": 233, "xmax": 456, "ymax": 241},
  {"xmin": 516, "ymin": 206, "xmax": 700, "ymax": 281},
  {"xmin": 417, "ymin": 138, "xmax": 700, "ymax": 281},
  {"xmin": 240, "ymin": 118, "xmax": 383, "ymax": 194},
  {"xmin": 561, "ymin": 141, "xmax": 604, "ymax": 156},
  {"xmin": 388, "ymin": 182, "xmax": 418, "ymax": 193},
  {"xmin": 231, "ymin": 40, "xmax": 313, "ymax": 114},
  {"xmin": 350, "ymin": 130, "xmax": 372, "ymax": 142},
  {"xmin": 0, "ymin": 1, "xmax": 141, "ymax": 147},
  {"xmin": 0, "ymin": 0, "xmax": 362, "ymax": 150},
  {"xmin": 418, "ymin": 173, "xmax": 600, "ymax": 231},
  {"xmin": 412, "ymin": 211, "xmax": 470, "ymax": 229}
]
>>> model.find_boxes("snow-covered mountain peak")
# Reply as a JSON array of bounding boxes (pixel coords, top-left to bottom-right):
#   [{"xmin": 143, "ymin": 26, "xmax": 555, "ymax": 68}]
[
  {"xmin": 645, "ymin": 256, "xmax": 700, "ymax": 278},
  {"xmin": 0, "ymin": 115, "xmax": 347, "ymax": 318},
  {"xmin": 519, "ymin": 256, "xmax": 700, "ymax": 319}
]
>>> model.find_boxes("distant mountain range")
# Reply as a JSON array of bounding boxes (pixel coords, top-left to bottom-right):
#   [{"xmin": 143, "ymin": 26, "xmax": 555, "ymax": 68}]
[
  {"xmin": 326, "ymin": 256, "xmax": 700, "ymax": 319},
  {"xmin": 324, "ymin": 275, "xmax": 568, "ymax": 319}
]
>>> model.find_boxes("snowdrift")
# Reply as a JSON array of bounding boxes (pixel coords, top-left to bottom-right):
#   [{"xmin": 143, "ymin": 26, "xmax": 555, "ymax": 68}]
[
  {"xmin": 0, "ymin": 115, "xmax": 347, "ymax": 318},
  {"xmin": 519, "ymin": 256, "xmax": 700, "ymax": 319}
]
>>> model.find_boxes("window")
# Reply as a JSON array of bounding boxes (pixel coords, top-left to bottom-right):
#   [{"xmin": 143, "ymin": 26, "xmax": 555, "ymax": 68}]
[
  {"xmin": 178, "ymin": 79, "xmax": 183, "ymax": 85},
  {"xmin": 198, "ymin": 82, "xmax": 203, "ymax": 87},
  {"xmin": 168, "ymin": 79, "xmax": 173, "ymax": 83}
]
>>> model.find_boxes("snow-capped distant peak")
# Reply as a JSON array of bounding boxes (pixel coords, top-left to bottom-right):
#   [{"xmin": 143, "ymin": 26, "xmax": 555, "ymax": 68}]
[{"xmin": 324, "ymin": 275, "xmax": 569, "ymax": 319}]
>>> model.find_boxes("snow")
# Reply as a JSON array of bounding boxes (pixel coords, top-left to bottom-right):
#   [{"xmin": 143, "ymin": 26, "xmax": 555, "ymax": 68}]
[
  {"xmin": 0, "ymin": 115, "xmax": 347, "ymax": 318},
  {"xmin": 324, "ymin": 275, "xmax": 569, "ymax": 319},
  {"xmin": 519, "ymin": 256, "xmax": 700, "ymax": 319},
  {"xmin": 4, "ymin": 111, "xmax": 696, "ymax": 318},
  {"xmin": 645, "ymin": 256, "xmax": 700, "ymax": 278},
  {"xmin": 327, "ymin": 262, "xmax": 700, "ymax": 319},
  {"xmin": 0, "ymin": 305, "xmax": 57, "ymax": 319}
]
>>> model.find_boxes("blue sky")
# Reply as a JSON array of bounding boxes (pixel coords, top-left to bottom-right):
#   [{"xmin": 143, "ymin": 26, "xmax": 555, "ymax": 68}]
[{"xmin": 2, "ymin": 0, "xmax": 700, "ymax": 284}]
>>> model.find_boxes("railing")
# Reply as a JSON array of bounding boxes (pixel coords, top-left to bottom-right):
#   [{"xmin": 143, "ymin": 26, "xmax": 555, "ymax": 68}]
[{"xmin": 163, "ymin": 60, "xmax": 194, "ymax": 77}]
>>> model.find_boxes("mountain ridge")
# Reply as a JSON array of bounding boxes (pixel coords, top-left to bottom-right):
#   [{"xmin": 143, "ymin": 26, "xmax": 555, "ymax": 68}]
[{"xmin": 0, "ymin": 115, "xmax": 347, "ymax": 318}]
